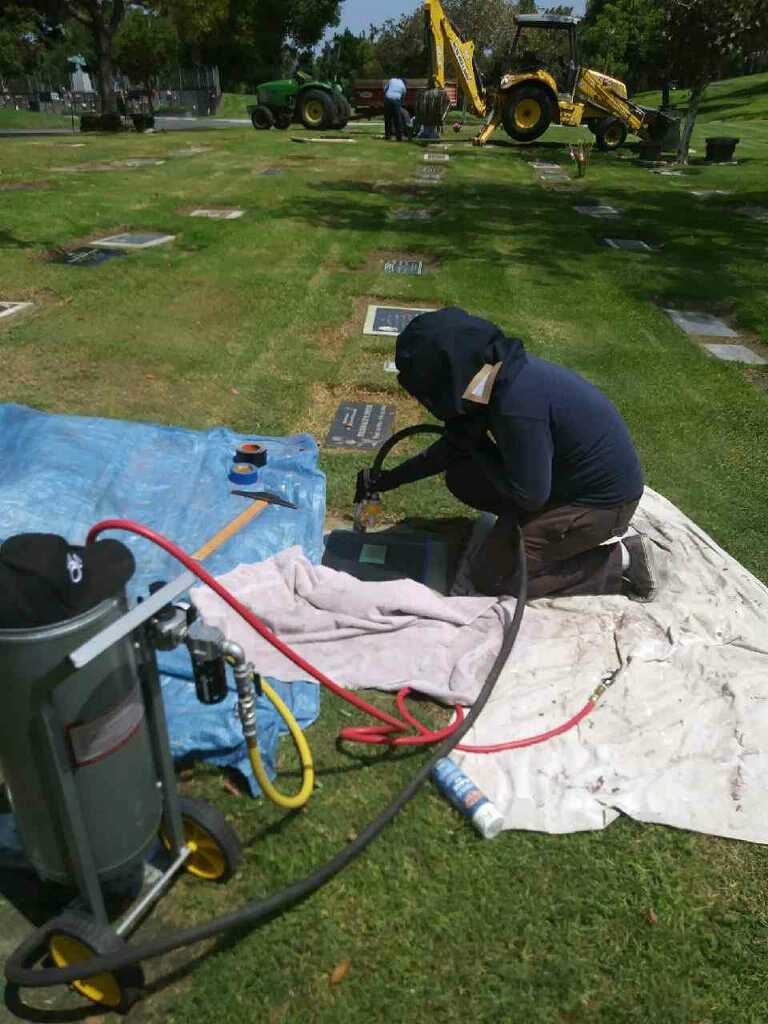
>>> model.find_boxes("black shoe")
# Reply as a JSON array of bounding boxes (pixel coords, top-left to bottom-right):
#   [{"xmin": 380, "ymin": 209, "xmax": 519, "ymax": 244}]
[{"xmin": 622, "ymin": 533, "xmax": 658, "ymax": 602}]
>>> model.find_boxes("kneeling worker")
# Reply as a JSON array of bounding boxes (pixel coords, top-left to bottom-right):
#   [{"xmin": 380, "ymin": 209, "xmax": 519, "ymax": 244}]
[{"xmin": 357, "ymin": 308, "xmax": 658, "ymax": 601}]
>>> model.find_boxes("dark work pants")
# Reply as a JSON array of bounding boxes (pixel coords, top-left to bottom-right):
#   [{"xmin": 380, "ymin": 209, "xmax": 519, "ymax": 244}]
[
  {"xmin": 446, "ymin": 459, "xmax": 639, "ymax": 600},
  {"xmin": 384, "ymin": 97, "xmax": 403, "ymax": 140}
]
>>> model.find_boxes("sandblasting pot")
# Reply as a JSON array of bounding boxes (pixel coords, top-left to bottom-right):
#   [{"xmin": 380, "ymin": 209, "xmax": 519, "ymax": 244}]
[{"xmin": 0, "ymin": 593, "xmax": 163, "ymax": 885}]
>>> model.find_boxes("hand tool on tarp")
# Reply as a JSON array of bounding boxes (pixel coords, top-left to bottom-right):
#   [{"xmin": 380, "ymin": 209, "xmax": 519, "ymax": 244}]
[{"xmin": 192, "ymin": 491, "xmax": 298, "ymax": 561}]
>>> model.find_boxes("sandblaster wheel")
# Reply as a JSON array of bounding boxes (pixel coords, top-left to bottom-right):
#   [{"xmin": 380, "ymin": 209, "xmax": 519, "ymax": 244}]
[
  {"xmin": 47, "ymin": 912, "xmax": 144, "ymax": 1012},
  {"xmin": 299, "ymin": 89, "xmax": 335, "ymax": 130},
  {"xmin": 160, "ymin": 795, "xmax": 243, "ymax": 882},
  {"xmin": 502, "ymin": 84, "xmax": 555, "ymax": 143},
  {"xmin": 595, "ymin": 116, "xmax": 628, "ymax": 151}
]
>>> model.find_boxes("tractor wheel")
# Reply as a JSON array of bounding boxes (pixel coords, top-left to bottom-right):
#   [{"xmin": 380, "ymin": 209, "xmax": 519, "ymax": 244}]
[
  {"xmin": 275, "ymin": 110, "xmax": 292, "ymax": 129},
  {"xmin": 48, "ymin": 912, "xmax": 144, "ymax": 1013},
  {"xmin": 333, "ymin": 95, "xmax": 352, "ymax": 129},
  {"xmin": 595, "ymin": 117, "xmax": 628, "ymax": 151},
  {"xmin": 251, "ymin": 105, "xmax": 275, "ymax": 130},
  {"xmin": 502, "ymin": 84, "xmax": 554, "ymax": 143},
  {"xmin": 299, "ymin": 89, "xmax": 335, "ymax": 131}
]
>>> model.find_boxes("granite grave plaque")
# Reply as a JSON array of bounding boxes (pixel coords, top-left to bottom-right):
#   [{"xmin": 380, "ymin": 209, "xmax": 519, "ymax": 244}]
[
  {"xmin": 325, "ymin": 401, "xmax": 395, "ymax": 450},
  {"xmin": 364, "ymin": 304, "xmax": 437, "ymax": 336},
  {"xmin": 383, "ymin": 259, "xmax": 423, "ymax": 276},
  {"xmin": 663, "ymin": 309, "xmax": 738, "ymax": 338},
  {"xmin": 0, "ymin": 301, "xmax": 33, "ymax": 321},
  {"xmin": 704, "ymin": 344, "xmax": 767, "ymax": 365},
  {"xmin": 92, "ymin": 232, "xmax": 176, "ymax": 249},
  {"xmin": 50, "ymin": 247, "xmax": 126, "ymax": 266}
]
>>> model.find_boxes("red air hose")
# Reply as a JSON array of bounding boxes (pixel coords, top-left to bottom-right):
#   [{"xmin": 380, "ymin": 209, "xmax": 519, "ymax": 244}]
[{"xmin": 87, "ymin": 519, "xmax": 599, "ymax": 752}]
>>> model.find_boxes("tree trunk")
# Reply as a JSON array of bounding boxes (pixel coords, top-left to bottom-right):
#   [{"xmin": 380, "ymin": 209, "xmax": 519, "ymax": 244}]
[
  {"xmin": 96, "ymin": 29, "xmax": 116, "ymax": 113},
  {"xmin": 676, "ymin": 81, "xmax": 706, "ymax": 165},
  {"xmin": 661, "ymin": 81, "xmax": 670, "ymax": 109}
]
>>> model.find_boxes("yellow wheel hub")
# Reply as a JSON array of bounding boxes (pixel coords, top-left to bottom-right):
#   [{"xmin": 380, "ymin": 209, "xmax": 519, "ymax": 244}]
[
  {"xmin": 50, "ymin": 935, "xmax": 122, "ymax": 1008},
  {"xmin": 304, "ymin": 100, "xmax": 324, "ymax": 127},
  {"xmin": 515, "ymin": 99, "xmax": 542, "ymax": 130},
  {"xmin": 161, "ymin": 817, "xmax": 227, "ymax": 880}
]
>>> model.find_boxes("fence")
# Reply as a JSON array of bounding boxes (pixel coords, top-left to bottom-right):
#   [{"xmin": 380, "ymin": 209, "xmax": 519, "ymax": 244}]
[{"xmin": 0, "ymin": 66, "xmax": 221, "ymax": 115}]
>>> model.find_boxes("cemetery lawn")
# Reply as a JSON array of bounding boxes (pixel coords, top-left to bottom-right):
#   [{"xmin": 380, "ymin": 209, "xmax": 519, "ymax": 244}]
[{"xmin": 1, "ymin": 76, "xmax": 767, "ymax": 1024}]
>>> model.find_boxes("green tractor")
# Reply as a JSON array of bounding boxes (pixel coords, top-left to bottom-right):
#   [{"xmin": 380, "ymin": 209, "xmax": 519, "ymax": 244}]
[{"xmin": 248, "ymin": 71, "xmax": 352, "ymax": 131}]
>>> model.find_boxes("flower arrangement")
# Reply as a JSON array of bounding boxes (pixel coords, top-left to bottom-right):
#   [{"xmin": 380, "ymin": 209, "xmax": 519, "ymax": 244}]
[{"xmin": 568, "ymin": 141, "xmax": 593, "ymax": 178}]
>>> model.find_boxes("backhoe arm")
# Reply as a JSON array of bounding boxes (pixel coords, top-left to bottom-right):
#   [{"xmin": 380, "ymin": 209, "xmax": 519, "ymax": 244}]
[{"xmin": 424, "ymin": 0, "xmax": 487, "ymax": 118}]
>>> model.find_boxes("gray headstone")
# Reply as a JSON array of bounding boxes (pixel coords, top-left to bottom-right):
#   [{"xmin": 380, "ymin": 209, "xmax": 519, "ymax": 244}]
[
  {"xmin": 704, "ymin": 344, "xmax": 767, "ymax": 365},
  {"xmin": 424, "ymin": 152, "xmax": 450, "ymax": 162},
  {"xmin": 364, "ymin": 304, "xmax": 436, "ymax": 336},
  {"xmin": 49, "ymin": 247, "xmax": 126, "ymax": 267},
  {"xmin": 383, "ymin": 259, "xmax": 423, "ymax": 276},
  {"xmin": 0, "ymin": 300, "xmax": 33, "ymax": 320},
  {"xmin": 92, "ymin": 232, "xmax": 175, "ymax": 249},
  {"xmin": 663, "ymin": 309, "xmax": 738, "ymax": 338},
  {"xmin": 604, "ymin": 238, "xmax": 655, "ymax": 253},
  {"xmin": 574, "ymin": 205, "xmax": 622, "ymax": 219},
  {"xmin": 383, "ymin": 360, "xmax": 398, "ymax": 373},
  {"xmin": 325, "ymin": 402, "xmax": 395, "ymax": 450}
]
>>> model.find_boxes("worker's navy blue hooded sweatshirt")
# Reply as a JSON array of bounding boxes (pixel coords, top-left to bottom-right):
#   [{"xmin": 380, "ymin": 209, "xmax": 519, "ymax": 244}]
[{"xmin": 379, "ymin": 308, "xmax": 644, "ymax": 510}]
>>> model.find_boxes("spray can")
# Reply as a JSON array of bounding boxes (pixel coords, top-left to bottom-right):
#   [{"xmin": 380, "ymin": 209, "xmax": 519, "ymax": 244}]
[{"xmin": 431, "ymin": 757, "xmax": 504, "ymax": 840}]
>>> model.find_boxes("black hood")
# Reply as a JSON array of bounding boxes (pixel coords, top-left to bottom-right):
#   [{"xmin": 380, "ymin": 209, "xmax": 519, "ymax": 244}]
[{"xmin": 395, "ymin": 308, "xmax": 527, "ymax": 420}]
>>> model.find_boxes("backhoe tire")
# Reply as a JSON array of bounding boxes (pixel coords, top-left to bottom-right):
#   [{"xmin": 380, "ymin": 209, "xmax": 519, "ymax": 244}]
[
  {"xmin": 595, "ymin": 117, "xmax": 628, "ymax": 151},
  {"xmin": 333, "ymin": 95, "xmax": 352, "ymax": 129},
  {"xmin": 299, "ymin": 89, "xmax": 335, "ymax": 130},
  {"xmin": 251, "ymin": 105, "xmax": 275, "ymax": 130},
  {"xmin": 502, "ymin": 84, "xmax": 554, "ymax": 143}
]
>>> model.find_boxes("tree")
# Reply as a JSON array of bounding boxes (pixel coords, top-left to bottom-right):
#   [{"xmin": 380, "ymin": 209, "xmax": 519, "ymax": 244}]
[
  {"xmin": 580, "ymin": 0, "xmax": 666, "ymax": 94},
  {"xmin": 315, "ymin": 28, "xmax": 382, "ymax": 82},
  {"xmin": 665, "ymin": 0, "xmax": 768, "ymax": 163},
  {"xmin": 113, "ymin": 10, "xmax": 178, "ymax": 111}
]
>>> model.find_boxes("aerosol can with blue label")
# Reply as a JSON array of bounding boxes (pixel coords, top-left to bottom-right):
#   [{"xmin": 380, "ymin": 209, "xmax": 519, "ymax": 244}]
[{"xmin": 431, "ymin": 757, "xmax": 504, "ymax": 839}]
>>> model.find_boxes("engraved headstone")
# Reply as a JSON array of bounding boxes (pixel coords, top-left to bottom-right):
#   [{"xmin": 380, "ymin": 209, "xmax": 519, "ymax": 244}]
[
  {"xmin": 604, "ymin": 239, "xmax": 655, "ymax": 253},
  {"xmin": 325, "ymin": 401, "xmax": 395, "ymax": 450},
  {"xmin": 574, "ymin": 205, "xmax": 622, "ymax": 219},
  {"xmin": 389, "ymin": 208, "xmax": 435, "ymax": 221},
  {"xmin": 49, "ymin": 247, "xmax": 126, "ymax": 266},
  {"xmin": 383, "ymin": 259, "xmax": 423, "ymax": 276},
  {"xmin": 189, "ymin": 209, "xmax": 245, "ymax": 220},
  {"xmin": 92, "ymin": 232, "xmax": 175, "ymax": 249},
  {"xmin": 364, "ymin": 304, "xmax": 437, "ymax": 336}
]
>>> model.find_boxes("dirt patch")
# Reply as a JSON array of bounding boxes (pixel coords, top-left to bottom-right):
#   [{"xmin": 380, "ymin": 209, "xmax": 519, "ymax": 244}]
[
  {"xmin": 295, "ymin": 381, "xmax": 421, "ymax": 442},
  {"xmin": 0, "ymin": 180, "xmax": 53, "ymax": 192}
]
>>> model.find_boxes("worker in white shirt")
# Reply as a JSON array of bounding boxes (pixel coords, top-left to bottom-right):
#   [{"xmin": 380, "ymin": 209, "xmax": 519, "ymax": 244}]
[{"xmin": 384, "ymin": 76, "xmax": 407, "ymax": 141}]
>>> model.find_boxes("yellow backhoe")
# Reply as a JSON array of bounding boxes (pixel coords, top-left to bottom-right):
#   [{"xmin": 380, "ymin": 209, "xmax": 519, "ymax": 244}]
[{"xmin": 423, "ymin": 1, "xmax": 671, "ymax": 149}]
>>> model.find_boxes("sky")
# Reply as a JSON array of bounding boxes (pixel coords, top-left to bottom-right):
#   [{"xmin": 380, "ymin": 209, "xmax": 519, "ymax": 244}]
[{"xmin": 336, "ymin": 0, "xmax": 586, "ymax": 36}]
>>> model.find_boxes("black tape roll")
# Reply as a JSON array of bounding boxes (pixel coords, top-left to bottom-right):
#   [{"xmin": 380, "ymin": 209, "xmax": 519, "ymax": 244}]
[{"xmin": 235, "ymin": 442, "xmax": 267, "ymax": 467}]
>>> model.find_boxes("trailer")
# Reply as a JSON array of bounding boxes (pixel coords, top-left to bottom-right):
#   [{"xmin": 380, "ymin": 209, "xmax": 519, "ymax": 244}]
[{"xmin": 351, "ymin": 78, "xmax": 459, "ymax": 119}]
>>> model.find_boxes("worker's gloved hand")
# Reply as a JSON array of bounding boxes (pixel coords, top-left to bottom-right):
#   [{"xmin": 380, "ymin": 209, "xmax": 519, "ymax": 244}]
[{"xmin": 354, "ymin": 467, "xmax": 382, "ymax": 503}]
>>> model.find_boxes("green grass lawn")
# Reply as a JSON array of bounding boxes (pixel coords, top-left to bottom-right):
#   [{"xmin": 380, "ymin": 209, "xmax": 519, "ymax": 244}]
[
  {"xmin": 636, "ymin": 69, "xmax": 768, "ymax": 123},
  {"xmin": 1, "ymin": 73, "xmax": 768, "ymax": 1024},
  {"xmin": 214, "ymin": 93, "xmax": 259, "ymax": 118},
  {"xmin": 0, "ymin": 108, "xmax": 79, "ymax": 129}
]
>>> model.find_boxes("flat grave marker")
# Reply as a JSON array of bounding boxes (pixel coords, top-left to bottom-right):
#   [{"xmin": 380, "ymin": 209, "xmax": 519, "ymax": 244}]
[
  {"xmin": 383, "ymin": 258, "xmax": 424, "ymax": 276},
  {"xmin": 260, "ymin": 167, "xmax": 285, "ymax": 176},
  {"xmin": 704, "ymin": 344, "xmax": 767, "ymax": 365},
  {"xmin": 604, "ymin": 238, "xmax": 656, "ymax": 253},
  {"xmin": 325, "ymin": 401, "xmax": 395, "ymax": 450},
  {"xmin": 364, "ymin": 304, "xmax": 437, "ymax": 336},
  {"xmin": 189, "ymin": 208, "xmax": 245, "ymax": 220},
  {"xmin": 389, "ymin": 208, "xmax": 436, "ymax": 221},
  {"xmin": 738, "ymin": 206, "xmax": 768, "ymax": 223},
  {"xmin": 574, "ymin": 205, "xmax": 622, "ymax": 219},
  {"xmin": 0, "ymin": 301, "xmax": 33, "ymax": 321},
  {"xmin": 49, "ymin": 247, "xmax": 126, "ymax": 267},
  {"xmin": 291, "ymin": 136, "xmax": 356, "ymax": 144},
  {"xmin": 424, "ymin": 152, "xmax": 450, "ymax": 163},
  {"xmin": 384, "ymin": 360, "xmax": 398, "ymax": 373},
  {"xmin": 92, "ymin": 232, "xmax": 176, "ymax": 250},
  {"xmin": 690, "ymin": 189, "xmax": 732, "ymax": 198},
  {"xmin": 663, "ymin": 309, "xmax": 738, "ymax": 338}
]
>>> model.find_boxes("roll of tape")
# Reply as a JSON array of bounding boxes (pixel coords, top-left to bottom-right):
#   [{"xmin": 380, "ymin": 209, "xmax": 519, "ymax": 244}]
[
  {"xmin": 228, "ymin": 463, "xmax": 260, "ymax": 485},
  {"xmin": 235, "ymin": 442, "xmax": 267, "ymax": 467}
]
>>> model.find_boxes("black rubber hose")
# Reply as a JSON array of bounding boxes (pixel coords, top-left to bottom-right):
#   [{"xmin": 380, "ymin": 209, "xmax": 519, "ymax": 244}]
[
  {"xmin": 370, "ymin": 423, "xmax": 444, "ymax": 478},
  {"xmin": 6, "ymin": 432, "xmax": 527, "ymax": 990}
]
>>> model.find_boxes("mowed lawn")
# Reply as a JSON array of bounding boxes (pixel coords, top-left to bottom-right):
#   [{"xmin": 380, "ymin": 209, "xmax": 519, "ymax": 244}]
[{"xmin": 0, "ymin": 76, "xmax": 767, "ymax": 1024}]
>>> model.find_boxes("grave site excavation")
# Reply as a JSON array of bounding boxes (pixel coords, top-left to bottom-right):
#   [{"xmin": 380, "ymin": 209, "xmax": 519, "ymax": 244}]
[{"xmin": 1, "ymin": 6, "xmax": 768, "ymax": 1022}]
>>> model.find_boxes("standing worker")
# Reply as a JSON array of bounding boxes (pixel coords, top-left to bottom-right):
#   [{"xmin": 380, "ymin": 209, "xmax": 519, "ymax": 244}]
[
  {"xmin": 356, "ymin": 308, "xmax": 660, "ymax": 602},
  {"xmin": 383, "ymin": 74, "xmax": 407, "ymax": 141}
]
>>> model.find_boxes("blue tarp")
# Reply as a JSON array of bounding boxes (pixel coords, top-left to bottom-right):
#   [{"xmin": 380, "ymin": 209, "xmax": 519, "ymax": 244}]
[{"xmin": 0, "ymin": 403, "xmax": 325, "ymax": 796}]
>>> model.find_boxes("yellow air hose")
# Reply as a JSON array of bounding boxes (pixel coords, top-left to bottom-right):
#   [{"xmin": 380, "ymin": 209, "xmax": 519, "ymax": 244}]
[{"xmin": 247, "ymin": 679, "xmax": 314, "ymax": 809}]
